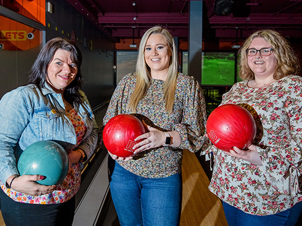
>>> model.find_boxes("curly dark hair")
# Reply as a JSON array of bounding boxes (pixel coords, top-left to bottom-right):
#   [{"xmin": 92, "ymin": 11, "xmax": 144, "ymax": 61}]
[{"xmin": 28, "ymin": 37, "xmax": 83, "ymax": 104}]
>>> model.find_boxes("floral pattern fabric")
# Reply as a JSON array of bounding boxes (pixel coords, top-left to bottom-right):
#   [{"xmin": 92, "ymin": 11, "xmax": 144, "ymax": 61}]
[
  {"xmin": 1, "ymin": 108, "xmax": 87, "ymax": 204},
  {"xmin": 66, "ymin": 109, "xmax": 87, "ymax": 145},
  {"xmin": 206, "ymin": 75, "xmax": 302, "ymax": 215},
  {"xmin": 103, "ymin": 73, "xmax": 207, "ymax": 178}
]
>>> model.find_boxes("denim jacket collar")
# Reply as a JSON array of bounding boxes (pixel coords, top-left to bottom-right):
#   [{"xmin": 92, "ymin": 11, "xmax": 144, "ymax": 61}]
[{"xmin": 41, "ymin": 82, "xmax": 59, "ymax": 96}]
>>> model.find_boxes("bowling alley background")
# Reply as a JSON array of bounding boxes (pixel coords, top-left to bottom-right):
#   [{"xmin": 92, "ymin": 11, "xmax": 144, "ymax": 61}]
[{"xmin": 1, "ymin": 0, "xmax": 302, "ymax": 225}]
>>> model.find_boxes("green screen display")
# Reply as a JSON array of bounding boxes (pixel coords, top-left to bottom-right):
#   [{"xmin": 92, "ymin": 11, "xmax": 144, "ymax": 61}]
[{"xmin": 201, "ymin": 52, "xmax": 235, "ymax": 86}]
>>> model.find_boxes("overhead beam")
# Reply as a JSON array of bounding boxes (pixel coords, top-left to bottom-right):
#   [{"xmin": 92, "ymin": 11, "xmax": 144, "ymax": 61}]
[
  {"xmin": 0, "ymin": 5, "xmax": 45, "ymax": 30},
  {"xmin": 109, "ymin": 28, "xmax": 188, "ymax": 38},
  {"xmin": 209, "ymin": 13, "xmax": 302, "ymax": 25},
  {"xmin": 274, "ymin": 2, "xmax": 301, "ymax": 14},
  {"xmin": 85, "ymin": 0, "xmax": 105, "ymax": 15},
  {"xmin": 66, "ymin": 0, "xmax": 98, "ymax": 24},
  {"xmin": 215, "ymin": 28, "xmax": 302, "ymax": 38},
  {"xmin": 98, "ymin": 12, "xmax": 189, "ymax": 24}
]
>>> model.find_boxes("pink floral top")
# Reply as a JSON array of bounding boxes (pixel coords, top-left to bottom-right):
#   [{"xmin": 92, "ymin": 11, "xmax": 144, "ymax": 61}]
[
  {"xmin": 206, "ymin": 75, "xmax": 302, "ymax": 215},
  {"xmin": 1, "ymin": 109, "xmax": 87, "ymax": 204}
]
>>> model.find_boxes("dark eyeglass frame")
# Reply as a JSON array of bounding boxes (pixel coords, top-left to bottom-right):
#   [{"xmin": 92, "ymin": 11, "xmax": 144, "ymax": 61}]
[{"xmin": 246, "ymin": 47, "xmax": 274, "ymax": 56}]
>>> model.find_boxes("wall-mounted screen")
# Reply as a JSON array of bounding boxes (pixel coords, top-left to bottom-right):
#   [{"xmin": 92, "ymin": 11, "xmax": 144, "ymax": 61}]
[
  {"xmin": 181, "ymin": 51, "xmax": 237, "ymax": 86},
  {"xmin": 201, "ymin": 52, "xmax": 236, "ymax": 86}
]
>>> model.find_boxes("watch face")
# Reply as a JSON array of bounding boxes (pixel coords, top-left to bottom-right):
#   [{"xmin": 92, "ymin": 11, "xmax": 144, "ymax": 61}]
[{"xmin": 165, "ymin": 136, "xmax": 171, "ymax": 145}]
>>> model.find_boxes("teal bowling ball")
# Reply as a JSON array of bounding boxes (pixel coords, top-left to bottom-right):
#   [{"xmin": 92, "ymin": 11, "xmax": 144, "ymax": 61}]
[{"xmin": 17, "ymin": 141, "xmax": 69, "ymax": 186}]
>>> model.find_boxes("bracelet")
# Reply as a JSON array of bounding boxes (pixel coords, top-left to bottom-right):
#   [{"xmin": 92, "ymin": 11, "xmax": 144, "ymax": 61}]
[
  {"xmin": 6, "ymin": 175, "xmax": 19, "ymax": 189},
  {"xmin": 76, "ymin": 149, "xmax": 87, "ymax": 162}
]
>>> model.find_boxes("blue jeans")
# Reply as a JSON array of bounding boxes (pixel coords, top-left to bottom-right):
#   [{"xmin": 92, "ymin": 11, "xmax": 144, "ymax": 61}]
[
  {"xmin": 223, "ymin": 201, "xmax": 302, "ymax": 226},
  {"xmin": 109, "ymin": 161, "xmax": 182, "ymax": 226}
]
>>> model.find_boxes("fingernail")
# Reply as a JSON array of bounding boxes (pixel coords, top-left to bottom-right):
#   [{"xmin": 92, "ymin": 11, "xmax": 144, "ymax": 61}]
[{"xmin": 40, "ymin": 175, "xmax": 46, "ymax": 180}]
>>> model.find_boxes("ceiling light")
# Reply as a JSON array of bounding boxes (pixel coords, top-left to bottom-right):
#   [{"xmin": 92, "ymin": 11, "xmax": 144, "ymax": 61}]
[{"xmin": 232, "ymin": 44, "xmax": 241, "ymax": 49}]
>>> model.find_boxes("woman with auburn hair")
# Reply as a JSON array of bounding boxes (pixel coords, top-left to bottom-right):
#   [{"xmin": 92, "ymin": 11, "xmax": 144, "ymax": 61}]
[{"xmin": 103, "ymin": 26, "xmax": 207, "ymax": 225}]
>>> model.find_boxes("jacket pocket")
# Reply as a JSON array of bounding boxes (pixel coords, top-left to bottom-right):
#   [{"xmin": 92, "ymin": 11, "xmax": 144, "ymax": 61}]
[{"xmin": 32, "ymin": 107, "xmax": 63, "ymax": 140}]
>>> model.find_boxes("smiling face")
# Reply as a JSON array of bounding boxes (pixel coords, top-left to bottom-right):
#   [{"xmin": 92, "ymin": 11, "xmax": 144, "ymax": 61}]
[
  {"xmin": 144, "ymin": 33, "xmax": 172, "ymax": 79},
  {"xmin": 247, "ymin": 37, "xmax": 278, "ymax": 80},
  {"xmin": 46, "ymin": 49, "xmax": 78, "ymax": 93}
]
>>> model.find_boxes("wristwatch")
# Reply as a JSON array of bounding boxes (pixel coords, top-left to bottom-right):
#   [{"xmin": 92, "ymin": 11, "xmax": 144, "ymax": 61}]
[{"xmin": 164, "ymin": 132, "xmax": 172, "ymax": 146}]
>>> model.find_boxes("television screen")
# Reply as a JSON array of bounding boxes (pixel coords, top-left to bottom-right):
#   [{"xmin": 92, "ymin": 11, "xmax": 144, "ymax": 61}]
[{"xmin": 201, "ymin": 52, "xmax": 236, "ymax": 86}]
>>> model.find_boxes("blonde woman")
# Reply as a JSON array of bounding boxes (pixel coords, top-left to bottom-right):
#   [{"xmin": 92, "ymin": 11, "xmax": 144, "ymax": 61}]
[
  {"xmin": 205, "ymin": 29, "xmax": 302, "ymax": 225},
  {"xmin": 103, "ymin": 26, "xmax": 207, "ymax": 225}
]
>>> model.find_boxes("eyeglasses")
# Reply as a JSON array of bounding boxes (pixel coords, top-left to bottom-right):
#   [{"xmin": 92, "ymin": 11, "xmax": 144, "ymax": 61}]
[{"xmin": 246, "ymin": 48, "xmax": 273, "ymax": 56}]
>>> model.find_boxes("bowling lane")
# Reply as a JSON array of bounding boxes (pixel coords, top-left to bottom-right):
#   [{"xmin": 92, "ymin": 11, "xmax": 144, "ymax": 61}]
[
  {"xmin": 0, "ymin": 213, "xmax": 4, "ymax": 226},
  {"xmin": 180, "ymin": 150, "xmax": 227, "ymax": 226}
]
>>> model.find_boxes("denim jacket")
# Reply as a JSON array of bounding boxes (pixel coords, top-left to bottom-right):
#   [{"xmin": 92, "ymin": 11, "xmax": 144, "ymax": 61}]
[{"xmin": 0, "ymin": 83, "xmax": 99, "ymax": 184}]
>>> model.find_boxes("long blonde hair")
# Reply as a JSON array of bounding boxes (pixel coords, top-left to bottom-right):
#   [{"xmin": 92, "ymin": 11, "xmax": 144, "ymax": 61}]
[
  {"xmin": 239, "ymin": 29, "xmax": 300, "ymax": 80},
  {"xmin": 127, "ymin": 26, "xmax": 178, "ymax": 113}
]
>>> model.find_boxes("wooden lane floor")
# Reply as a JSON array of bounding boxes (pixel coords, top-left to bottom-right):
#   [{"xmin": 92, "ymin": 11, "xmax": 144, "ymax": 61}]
[
  {"xmin": 180, "ymin": 149, "xmax": 228, "ymax": 226},
  {"xmin": 0, "ymin": 212, "xmax": 4, "ymax": 226}
]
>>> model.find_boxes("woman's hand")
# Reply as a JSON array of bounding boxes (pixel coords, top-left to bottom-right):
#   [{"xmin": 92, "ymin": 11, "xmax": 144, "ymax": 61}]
[
  {"xmin": 107, "ymin": 151, "xmax": 133, "ymax": 161},
  {"xmin": 67, "ymin": 149, "xmax": 82, "ymax": 172},
  {"xmin": 7, "ymin": 174, "xmax": 56, "ymax": 196},
  {"xmin": 107, "ymin": 125, "xmax": 178, "ymax": 160},
  {"xmin": 132, "ymin": 125, "xmax": 165, "ymax": 155},
  {"xmin": 226, "ymin": 144, "xmax": 263, "ymax": 165}
]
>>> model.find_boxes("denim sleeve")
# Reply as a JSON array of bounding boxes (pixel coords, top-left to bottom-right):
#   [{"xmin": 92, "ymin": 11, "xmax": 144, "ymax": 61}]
[
  {"xmin": 77, "ymin": 91, "xmax": 100, "ymax": 161},
  {"xmin": 0, "ymin": 88, "xmax": 31, "ymax": 184}
]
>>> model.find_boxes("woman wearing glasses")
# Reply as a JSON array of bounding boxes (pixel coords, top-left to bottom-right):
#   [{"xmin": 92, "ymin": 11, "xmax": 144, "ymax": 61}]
[{"xmin": 205, "ymin": 29, "xmax": 302, "ymax": 225}]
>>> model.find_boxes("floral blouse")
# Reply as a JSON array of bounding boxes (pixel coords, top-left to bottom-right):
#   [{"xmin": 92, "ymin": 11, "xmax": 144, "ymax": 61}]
[
  {"xmin": 103, "ymin": 73, "xmax": 207, "ymax": 178},
  {"xmin": 1, "ymin": 109, "xmax": 86, "ymax": 204},
  {"xmin": 206, "ymin": 75, "xmax": 302, "ymax": 215}
]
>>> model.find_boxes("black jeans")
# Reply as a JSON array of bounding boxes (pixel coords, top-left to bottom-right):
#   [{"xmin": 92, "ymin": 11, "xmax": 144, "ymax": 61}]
[{"xmin": 0, "ymin": 188, "xmax": 75, "ymax": 226}]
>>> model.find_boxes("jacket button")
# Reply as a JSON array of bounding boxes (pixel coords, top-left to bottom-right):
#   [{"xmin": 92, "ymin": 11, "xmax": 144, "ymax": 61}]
[{"xmin": 51, "ymin": 109, "xmax": 56, "ymax": 114}]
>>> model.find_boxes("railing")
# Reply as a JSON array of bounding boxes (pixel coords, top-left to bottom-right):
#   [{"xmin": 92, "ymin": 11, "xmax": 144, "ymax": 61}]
[
  {"xmin": 73, "ymin": 100, "xmax": 111, "ymax": 226},
  {"xmin": 80, "ymin": 100, "xmax": 109, "ymax": 175}
]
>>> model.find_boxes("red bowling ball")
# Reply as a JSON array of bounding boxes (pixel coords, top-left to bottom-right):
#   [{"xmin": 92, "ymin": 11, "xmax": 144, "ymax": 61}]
[
  {"xmin": 103, "ymin": 114, "xmax": 146, "ymax": 157},
  {"xmin": 206, "ymin": 104, "xmax": 256, "ymax": 152}
]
